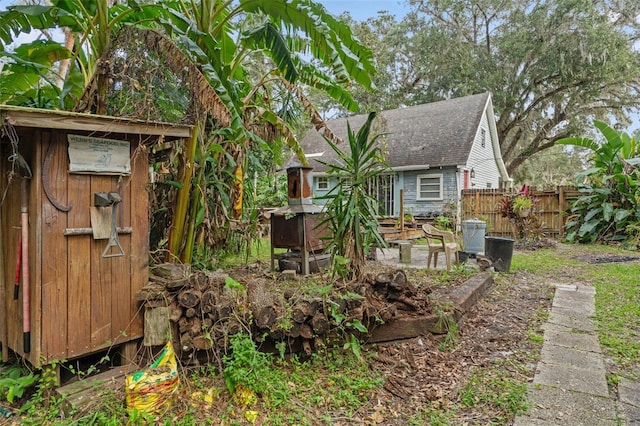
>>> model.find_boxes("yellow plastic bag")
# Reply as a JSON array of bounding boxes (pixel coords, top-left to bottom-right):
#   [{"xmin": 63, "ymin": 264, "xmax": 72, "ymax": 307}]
[{"xmin": 125, "ymin": 341, "xmax": 180, "ymax": 415}]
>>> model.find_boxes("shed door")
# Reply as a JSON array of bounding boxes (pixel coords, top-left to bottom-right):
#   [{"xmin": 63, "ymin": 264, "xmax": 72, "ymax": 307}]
[{"xmin": 39, "ymin": 131, "xmax": 146, "ymax": 363}]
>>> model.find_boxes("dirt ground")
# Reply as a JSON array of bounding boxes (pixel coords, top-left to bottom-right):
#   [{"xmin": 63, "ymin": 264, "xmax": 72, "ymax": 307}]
[
  {"xmin": 9, "ymin": 244, "xmax": 632, "ymax": 425},
  {"xmin": 355, "ymin": 261, "xmax": 555, "ymax": 424},
  {"xmin": 345, "ymin": 243, "xmax": 640, "ymax": 425}
]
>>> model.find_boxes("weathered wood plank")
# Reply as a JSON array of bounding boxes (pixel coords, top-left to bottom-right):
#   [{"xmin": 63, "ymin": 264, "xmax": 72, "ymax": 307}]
[
  {"xmin": 40, "ymin": 131, "xmax": 68, "ymax": 361},
  {"xmin": 63, "ymin": 227, "xmax": 131, "ymax": 236},
  {"xmin": 111, "ymin": 175, "xmax": 131, "ymax": 346},
  {"xmin": 3, "ymin": 130, "xmax": 32, "ymax": 359},
  {"xmin": 57, "ymin": 365, "xmax": 134, "ymax": 415},
  {"xmin": 128, "ymin": 146, "xmax": 148, "ymax": 339},
  {"xmin": 368, "ymin": 314, "xmax": 444, "ymax": 343},
  {"xmin": 66, "ymin": 163, "xmax": 92, "ymax": 358},
  {"xmin": 120, "ymin": 341, "xmax": 138, "ymax": 365},
  {"xmin": 2, "ymin": 106, "xmax": 192, "ymax": 138},
  {"xmin": 0, "ymin": 139, "xmax": 9, "ymax": 361},
  {"xmin": 143, "ymin": 307, "xmax": 170, "ymax": 347},
  {"xmin": 31, "ymin": 130, "xmax": 44, "ymax": 365},
  {"xmin": 90, "ymin": 175, "xmax": 113, "ymax": 349}
]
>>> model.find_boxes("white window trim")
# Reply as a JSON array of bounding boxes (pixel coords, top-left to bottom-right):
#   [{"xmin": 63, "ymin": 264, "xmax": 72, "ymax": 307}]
[
  {"xmin": 480, "ymin": 128, "xmax": 486, "ymax": 148},
  {"xmin": 316, "ymin": 176, "xmax": 329, "ymax": 191},
  {"xmin": 416, "ymin": 173, "xmax": 443, "ymax": 201}
]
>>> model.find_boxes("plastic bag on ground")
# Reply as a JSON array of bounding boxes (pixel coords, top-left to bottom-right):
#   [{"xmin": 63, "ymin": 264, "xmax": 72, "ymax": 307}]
[{"xmin": 125, "ymin": 341, "xmax": 180, "ymax": 415}]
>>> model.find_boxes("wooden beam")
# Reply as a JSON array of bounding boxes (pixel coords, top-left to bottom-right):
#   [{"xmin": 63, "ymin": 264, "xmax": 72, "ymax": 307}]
[
  {"xmin": 1, "ymin": 106, "xmax": 192, "ymax": 139},
  {"xmin": 63, "ymin": 227, "xmax": 132, "ymax": 236}
]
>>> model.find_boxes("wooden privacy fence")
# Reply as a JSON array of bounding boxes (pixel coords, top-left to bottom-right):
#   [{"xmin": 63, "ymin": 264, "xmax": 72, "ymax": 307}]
[{"xmin": 460, "ymin": 187, "xmax": 582, "ymax": 238}]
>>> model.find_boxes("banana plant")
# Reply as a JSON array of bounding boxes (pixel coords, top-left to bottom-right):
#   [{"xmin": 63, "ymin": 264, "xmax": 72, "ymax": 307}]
[
  {"xmin": 556, "ymin": 121, "xmax": 640, "ymax": 244},
  {"xmin": 0, "ymin": 0, "xmax": 377, "ymax": 263}
]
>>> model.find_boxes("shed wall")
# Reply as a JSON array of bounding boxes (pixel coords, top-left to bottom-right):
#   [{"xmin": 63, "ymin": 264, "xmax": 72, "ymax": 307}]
[{"xmin": 1, "ymin": 127, "xmax": 148, "ymax": 366}]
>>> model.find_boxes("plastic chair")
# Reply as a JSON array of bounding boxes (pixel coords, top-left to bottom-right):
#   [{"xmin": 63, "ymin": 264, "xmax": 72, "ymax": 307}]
[{"xmin": 422, "ymin": 223, "xmax": 459, "ymax": 271}]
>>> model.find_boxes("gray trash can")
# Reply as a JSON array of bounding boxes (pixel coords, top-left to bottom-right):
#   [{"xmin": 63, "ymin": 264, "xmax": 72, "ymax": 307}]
[
  {"xmin": 484, "ymin": 236, "xmax": 515, "ymax": 272},
  {"xmin": 462, "ymin": 219, "xmax": 486, "ymax": 255}
]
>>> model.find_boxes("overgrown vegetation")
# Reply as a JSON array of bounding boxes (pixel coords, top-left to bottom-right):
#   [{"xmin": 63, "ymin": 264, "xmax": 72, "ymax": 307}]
[
  {"xmin": 558, "ymin": 121, "xmax": 640, "ymax": 246},
  {"xmin": 9, "ymin": 245, "xmax": 634, "ymax": 424},
  {"xmin": 497, "ymin": 184, "xmax": 545, "ymax": 244},
  {"xmin": 459, "ymin": 367, "xmax": 530, "ymax": 418},
  {"xmin": 0, "ymin": 0, "xmax": 377, "ymax": 264}
]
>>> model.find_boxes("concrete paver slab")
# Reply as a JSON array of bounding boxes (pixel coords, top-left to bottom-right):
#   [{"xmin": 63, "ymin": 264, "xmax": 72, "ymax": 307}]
[
  {"xmin": 542, "ymin": 323, "xmax": 601, "ymax": 353},
  {"xmin": 619, "ymin": 403, "xmax": 640, "ymax": 424},
  {"xmin": 540, "ymin": 343, "xmax": 605, "ymax": 370},
  {"xmin": 547, "ymin": 307, "xmax": 596, "ymax": 332},
  {"xmin": 533, "ymin": 363, "xmax": 609, "ymax": 397},
  {"xmin": 521, "ymin": 385, "xmax": 617, "ymax": 426},
  {"xmin": 553, "ymin": 283, "xmax": 595, "ymax": 294},
  {"xmin": 551, "ymin": 297, "xmax": 595, "ymax": 316},
  {"xmin": 513, "ymin": 417, "xmax": 565, "ymax": 426},
  {"xmin": 619, "ymin": 377, "xmax": 640, "ymax": 408},
  {"xmin": 514, "ymin": 282, "xmax": 623, "ymax": 425}
]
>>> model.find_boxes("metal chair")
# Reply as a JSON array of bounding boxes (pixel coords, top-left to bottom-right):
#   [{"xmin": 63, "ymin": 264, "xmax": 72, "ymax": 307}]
[{"xmin": 422, "ymin": 223, "xmax": 459, "ymax": 271}]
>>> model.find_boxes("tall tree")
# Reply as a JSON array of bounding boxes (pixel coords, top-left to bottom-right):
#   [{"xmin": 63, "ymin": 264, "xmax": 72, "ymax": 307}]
[{"xmin": 343, "ymin": 0, "xmax": 640, "ymax": 175}]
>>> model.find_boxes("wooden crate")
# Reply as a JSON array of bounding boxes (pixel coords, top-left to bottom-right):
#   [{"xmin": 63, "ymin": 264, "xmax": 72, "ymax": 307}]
[{"xmin": 0, "ymin": 106, "xmax": 191, "ymax": 367}]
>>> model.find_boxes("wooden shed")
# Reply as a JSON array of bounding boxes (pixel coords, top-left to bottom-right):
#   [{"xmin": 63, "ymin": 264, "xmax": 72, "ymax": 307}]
[{"xmin": 0, "ymin": 106, "xmax": 191, "ymax": 367}]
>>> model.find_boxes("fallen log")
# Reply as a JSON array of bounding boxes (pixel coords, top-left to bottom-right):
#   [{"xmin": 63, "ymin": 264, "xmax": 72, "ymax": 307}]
[
  {"xmin": 310, "ymin": 313, "xmax": 330, "ymax": 335},
  {"xmin": 255, "ymin": 306, "xmax": 278, "ymax": 330},
  {"xmin": 291, "ymin": 301, "xmax": 312, "ymax": 323},
  {"xmin": 177, "ymin": 289, "xmax": 202, "ymax": 309}
]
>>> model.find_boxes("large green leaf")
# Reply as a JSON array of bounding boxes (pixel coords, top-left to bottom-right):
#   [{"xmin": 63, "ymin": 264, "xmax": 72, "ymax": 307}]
[
  {"xmin": 556, "ymin": 136, "xmax": 599, "ymax": 152},
  {"xmin": 602, "ymin": 202, "xmax": 613, "ymax": 222},
  {"xmin": 583, "ymin": 207, "xmax": 602, "ymax": 222},
  {"xmin": 578, "ymin": 220, "xmax": 600, "ymax": 237},
  {"xmin": 244, "ymin": 22, "xmax": 298, "ymax": 82},
  {"xmin": 614, "ymin": 209, "xmax": 631, "ymax": 222},
  {"xmin": 240, "ymin": 0, "xmax": 375, "ymax": 89}
]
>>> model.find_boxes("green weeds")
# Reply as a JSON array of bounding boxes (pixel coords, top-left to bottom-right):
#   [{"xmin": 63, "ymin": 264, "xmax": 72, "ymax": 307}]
[
  {"xmin": 0, "ymin": 366, "xmax": 37, "ymax": 403},
  {"xmin": 589, "ymin": 262, "xmax": 640, "ymax": 376},
  {"xmin": 459, "ymin": 368, "xmax": 529, "ymax": 418},
  {"xmin": 511, "ymin": 246, "xmax": 640, "ymax": 379}
]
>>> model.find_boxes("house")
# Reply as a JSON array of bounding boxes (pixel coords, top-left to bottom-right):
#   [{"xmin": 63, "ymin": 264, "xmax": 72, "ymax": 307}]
[{"xmin": 299, "ymin": 92, "xmax": 511, "ymax": 220}]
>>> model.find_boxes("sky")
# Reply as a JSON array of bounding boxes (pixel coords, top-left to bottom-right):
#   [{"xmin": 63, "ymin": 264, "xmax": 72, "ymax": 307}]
[
  {"xmin": 0, "ymin": 0, "xmax": 409, "ymax": 21},
  {"xmin": 318, "ymin": 0, "xmax": 409, "ymax": 21}
]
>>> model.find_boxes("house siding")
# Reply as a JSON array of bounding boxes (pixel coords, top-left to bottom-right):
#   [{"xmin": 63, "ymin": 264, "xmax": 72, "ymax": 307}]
[
  {"xmin": 312, "ymin": 176, "xmax": 335, "ymax": 205},
  {"xmin": 401, "ymin": 168, "xmax": 458, "ymax": 218},
  {"xmin": 467, "ymin": 113, "xmax": 501, "ymax": 189}
]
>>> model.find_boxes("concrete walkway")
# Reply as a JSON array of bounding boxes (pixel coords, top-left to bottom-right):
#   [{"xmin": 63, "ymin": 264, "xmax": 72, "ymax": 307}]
[
  {"xmin": 514, "ymin": 283, "xmax": 639, "ymax": 425},
  {"xmin": 374, "ymin": 246, "xmax": 640, "ymax": 424}
]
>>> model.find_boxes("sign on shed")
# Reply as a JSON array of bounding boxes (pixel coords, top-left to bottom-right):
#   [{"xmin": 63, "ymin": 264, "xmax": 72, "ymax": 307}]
[{"xmin": 68, "ymin": 134, "xmax": 131, "ymax": 174}]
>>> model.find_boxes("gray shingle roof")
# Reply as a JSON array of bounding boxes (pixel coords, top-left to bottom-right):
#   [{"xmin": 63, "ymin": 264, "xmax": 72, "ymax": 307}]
[{"xmin": 300, "ymin": 92, "xmax": 491, "ymax": 173}]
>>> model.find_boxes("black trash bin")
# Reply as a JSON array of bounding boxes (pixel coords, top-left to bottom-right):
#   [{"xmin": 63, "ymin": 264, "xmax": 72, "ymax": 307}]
[{"xmin": 484, "ymin": 236, "xmax": 515, "ymax": 272}]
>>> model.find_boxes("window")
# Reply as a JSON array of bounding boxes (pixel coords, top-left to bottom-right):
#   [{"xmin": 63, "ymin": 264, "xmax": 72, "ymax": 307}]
[
  {"xmin": 481, "ymin": 128, "xmax": 486, "ymax": 148},
  {"xmin": 316, "ymin": 176, "xmax": 329, "ymax": 191},
  {"xmin": 416, "ymin": 174, "xmax": 443, "ymax": 200}
]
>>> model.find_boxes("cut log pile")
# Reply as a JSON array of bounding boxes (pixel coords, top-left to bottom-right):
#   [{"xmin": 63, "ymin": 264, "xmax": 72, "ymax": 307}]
[{"xmin": 136, "ymin": 264, "xmax": 433, "ymax": 357}]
